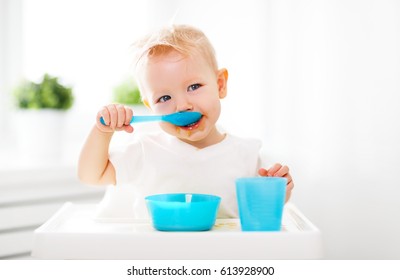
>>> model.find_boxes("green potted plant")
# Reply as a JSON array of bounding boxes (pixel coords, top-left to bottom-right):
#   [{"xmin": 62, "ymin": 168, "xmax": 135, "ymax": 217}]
[
  {"xmin": 13, "ymin": 73, "xmax": 74, "ymax": 110},
  {"xmin": 112, "ymin": 79, "xmax": 143, "ymax": 106},
  {"xmin": 12, "ymin": 74, "xmax": 74, "ymax": 164}
]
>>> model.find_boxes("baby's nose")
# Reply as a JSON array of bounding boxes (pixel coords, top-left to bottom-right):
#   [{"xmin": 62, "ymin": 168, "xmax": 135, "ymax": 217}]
[{"xmin": 176, "ymin": 98, "xmax": 193, "ymax": 112}]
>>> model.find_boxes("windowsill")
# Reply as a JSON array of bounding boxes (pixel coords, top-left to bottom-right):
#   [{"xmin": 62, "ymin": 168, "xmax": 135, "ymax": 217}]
[
  {"xmin": 0, "ymin": 163, "xmax": 78, "ymax": 188},
  {"xmin": 0, "ymin": 145, "xmax": 79, "ymax": 188}
]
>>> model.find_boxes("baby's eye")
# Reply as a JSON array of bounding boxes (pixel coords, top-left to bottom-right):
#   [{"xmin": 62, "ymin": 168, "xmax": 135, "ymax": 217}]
[
  {"xmin": 187, "ymin": 84, "xmax": 201, "ymax": 92},
  {"xmin": 157, "ymin": 95, "xmax": 171, "ymax": 103}
]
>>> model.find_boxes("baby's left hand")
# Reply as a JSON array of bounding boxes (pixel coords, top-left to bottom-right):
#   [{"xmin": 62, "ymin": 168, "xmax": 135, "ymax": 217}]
[{"xmin": 258, "ymin": 163, "xmax": 294, "ymax": 203}]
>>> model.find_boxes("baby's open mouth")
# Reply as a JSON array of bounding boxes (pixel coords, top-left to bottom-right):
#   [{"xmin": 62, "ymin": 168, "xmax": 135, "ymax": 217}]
[
  {"xmin": 179, "ymin": 116, "xmax": 202, "ymax": 130},
  {"xmin": 184, "ymin": 121, "xmax": 198, "ymax": 127}
]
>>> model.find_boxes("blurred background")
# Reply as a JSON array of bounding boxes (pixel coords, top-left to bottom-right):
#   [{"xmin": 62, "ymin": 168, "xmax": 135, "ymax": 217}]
[{"xmin": 0, "ymin": 0, "xmax": 399, "ymax": 259}]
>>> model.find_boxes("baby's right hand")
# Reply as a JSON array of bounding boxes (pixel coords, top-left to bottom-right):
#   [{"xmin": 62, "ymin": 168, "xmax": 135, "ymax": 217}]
[{"xmin": 96, "ymin": 104, "xmax": 134, "ymax": 133}]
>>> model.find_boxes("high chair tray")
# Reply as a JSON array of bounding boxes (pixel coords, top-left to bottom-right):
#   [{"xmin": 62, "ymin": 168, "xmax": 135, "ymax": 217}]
[{"xmin": 31, "ymin": 202, "xmax": 322, "ymax": 259}]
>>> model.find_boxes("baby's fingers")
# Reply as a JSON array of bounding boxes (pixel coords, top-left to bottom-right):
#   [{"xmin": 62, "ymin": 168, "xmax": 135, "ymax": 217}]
[
  {"xmin": 273, "ymin": 165, "xmax": 290, "ymax": 177},
  {"xmin": 96, "ymin": 106, "xmax": 114, "ymax": 132},
  {"xmin": 122, "ymin": 107, "xmax": 134, "ymax": 133},
  {"xmin": 285, "ymin": 180, "xmax": 294, "ymax": 202},
  {"xmin": 258, "ymin": 168, "xmax": 268, "ymax": 176},
  {"xmin": 125, "ymin": 107, "xmax": 133, "ymax": 126},
  {"xmin": 116, "ymin": 104, "xmax": 126, "ymax": 128},
  {"xmin": 108, "ymin": 104, "xmax": 118, "ymax": 129},
  {"xmin": 117, "ymin": 105, "xmax": 134, "ymax": 132},
  {"xmin": 96, "ymin": 104, "xmax": 130, "ymax": 132},
  {"xmin": 99, "ymin": 106, "xmax": 111, "ymax": 126},
  {"xmin": 267, "ymin": 163, "xmax": 282, "ymax": 176}
]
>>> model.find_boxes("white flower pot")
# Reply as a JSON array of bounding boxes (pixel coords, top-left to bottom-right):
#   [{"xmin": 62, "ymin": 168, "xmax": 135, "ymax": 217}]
[{"xmin": 14, "ymin": 109, "xmax": 67, "ymax": 165}]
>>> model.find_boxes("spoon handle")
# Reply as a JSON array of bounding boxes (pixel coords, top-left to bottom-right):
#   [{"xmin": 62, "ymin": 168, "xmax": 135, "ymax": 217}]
[
  {"xmin": 129, "ymin": 115, "xmax": 162, "ymax": 123},
  {"xmin": 99, "ymin": 115, "xmax": 162, "ymax": 126}
]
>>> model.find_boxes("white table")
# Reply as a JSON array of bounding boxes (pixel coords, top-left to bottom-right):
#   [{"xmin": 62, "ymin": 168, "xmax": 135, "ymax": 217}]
[{"xmin": 31, "ymin": 202, "xmax": 322, "ymax": 259}]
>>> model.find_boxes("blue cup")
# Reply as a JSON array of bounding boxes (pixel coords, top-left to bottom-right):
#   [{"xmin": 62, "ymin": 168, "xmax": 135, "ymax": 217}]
[{"xmin": 236, "ymin": 177, "xmax": 287, "ymax": 231}]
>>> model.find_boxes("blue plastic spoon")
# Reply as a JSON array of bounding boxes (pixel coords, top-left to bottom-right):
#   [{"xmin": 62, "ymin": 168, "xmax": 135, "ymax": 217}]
[{"xmin": 100, "ymin": 111, "xmax": 202, "ymax": 127}]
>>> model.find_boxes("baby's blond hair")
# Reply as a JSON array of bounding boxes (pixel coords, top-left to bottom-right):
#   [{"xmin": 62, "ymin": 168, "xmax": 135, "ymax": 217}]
[{"xmin": 133, "ymin": 25, "xmax": 218, "ymax": 75}]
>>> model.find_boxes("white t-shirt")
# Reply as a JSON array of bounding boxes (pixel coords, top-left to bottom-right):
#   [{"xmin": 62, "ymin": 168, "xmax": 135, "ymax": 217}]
[{"xmin": 109, "ymin": 133, "xmax": 262, "ymax": 218}]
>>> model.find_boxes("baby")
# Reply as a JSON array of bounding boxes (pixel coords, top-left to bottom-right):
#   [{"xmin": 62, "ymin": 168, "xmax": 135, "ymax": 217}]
[{"xmin": 78, "ymin": 25, "xmax": 294, "ymax": 218}]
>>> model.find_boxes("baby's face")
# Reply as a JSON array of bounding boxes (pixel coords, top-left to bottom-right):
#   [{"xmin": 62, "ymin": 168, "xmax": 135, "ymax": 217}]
[{"xmin": 139, "ymin": 50, "xmax": 227, "ymax": 148}]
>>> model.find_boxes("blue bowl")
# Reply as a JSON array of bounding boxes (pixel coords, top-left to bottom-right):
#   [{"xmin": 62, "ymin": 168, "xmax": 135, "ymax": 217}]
[{"xmin": 145, "ymin": 193, "xmax": 221, "ymax": 231}]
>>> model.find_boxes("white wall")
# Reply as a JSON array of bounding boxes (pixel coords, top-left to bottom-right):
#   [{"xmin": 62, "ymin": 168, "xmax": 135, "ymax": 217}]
[{"xmin": 261, "ymin": 0, "xmax": 400, "ymax": 259}]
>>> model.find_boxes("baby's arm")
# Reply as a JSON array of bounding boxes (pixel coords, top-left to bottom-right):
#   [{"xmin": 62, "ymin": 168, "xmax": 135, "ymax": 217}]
[
  {"xmin": 78, "ymin": 104, "xmax": 133, "ymax": 185},
  {"xmin": 258, "ymin": 164, "xmax": 294, "ymax": 202}
]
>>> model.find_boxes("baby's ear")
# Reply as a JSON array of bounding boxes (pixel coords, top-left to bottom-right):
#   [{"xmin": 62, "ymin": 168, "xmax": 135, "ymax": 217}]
[{"xmin": 217, "ymin": 68, "xmax": 228, "ymax": 99}]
